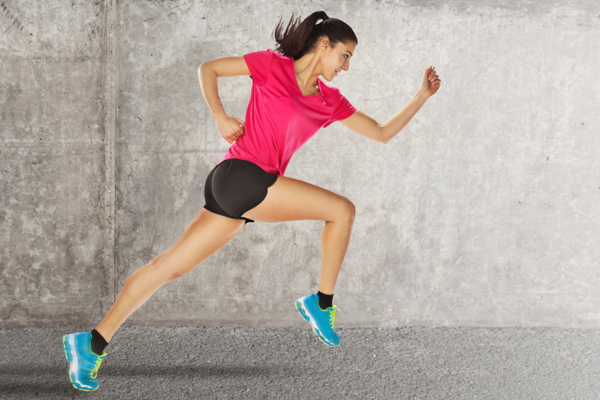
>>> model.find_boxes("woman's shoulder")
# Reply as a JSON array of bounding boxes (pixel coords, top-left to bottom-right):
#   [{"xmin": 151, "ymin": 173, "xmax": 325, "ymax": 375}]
[
  {"xmin": 318, "ymin": 79, "xmax": 343, "ymax": 97},
  {"xmin": 271, "ymin": 50, "xmax": 294, "ymax": 69}
]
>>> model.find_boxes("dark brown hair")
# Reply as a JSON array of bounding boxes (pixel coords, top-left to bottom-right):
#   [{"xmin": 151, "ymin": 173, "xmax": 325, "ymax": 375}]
[{"xmin": 272, "ymin": 11, "xmax": 358, "ymax": 60}]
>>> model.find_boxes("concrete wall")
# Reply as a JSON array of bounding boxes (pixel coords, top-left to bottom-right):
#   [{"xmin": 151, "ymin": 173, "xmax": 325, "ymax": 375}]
[
  {"xmin": 1, "ymin": 0, "xmax": 116, "ymax": 328},
  {"xmin": 1, "ymin": 0, "xmax": 598, "ymax": 329}
]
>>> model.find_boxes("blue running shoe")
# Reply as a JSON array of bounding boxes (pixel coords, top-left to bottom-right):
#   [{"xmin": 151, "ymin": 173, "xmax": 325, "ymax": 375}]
[
  {"xmin": 295, "ymin": 293, "xmax": 340, "ymax": 347},
  {"xmin": 62, "ymin": 332, "xmax": 107, "ymax": 391}
]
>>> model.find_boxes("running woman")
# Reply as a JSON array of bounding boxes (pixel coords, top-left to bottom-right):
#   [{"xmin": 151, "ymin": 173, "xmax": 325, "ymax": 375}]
[{"xmin": 62, "ymin": 10, "xmax": 441, "ymax": 391}]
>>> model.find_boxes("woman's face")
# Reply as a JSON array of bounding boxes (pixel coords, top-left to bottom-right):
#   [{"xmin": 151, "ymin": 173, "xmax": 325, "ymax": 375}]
[{"xmin": 322, "ymin": 39, "xmax": 356, "ymax": 81}]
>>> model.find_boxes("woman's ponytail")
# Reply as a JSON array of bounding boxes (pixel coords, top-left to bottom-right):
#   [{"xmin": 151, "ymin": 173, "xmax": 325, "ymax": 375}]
[{"xmin": 271, "ymin": 11, "xmax": 357, "ymax": 60}]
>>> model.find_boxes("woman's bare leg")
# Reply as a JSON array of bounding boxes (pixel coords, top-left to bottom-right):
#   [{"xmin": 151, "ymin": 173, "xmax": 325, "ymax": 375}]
[
  {"xmin": 95, "ymin": 208, "xmax": 246, "ymax": 342},
  {"xmin": 318, "ymin": 219, "xmax": 353, "ymax": 294},
  {"xmin": 241, "ymin": 175, "xmax": 355, "ymax": 296}
]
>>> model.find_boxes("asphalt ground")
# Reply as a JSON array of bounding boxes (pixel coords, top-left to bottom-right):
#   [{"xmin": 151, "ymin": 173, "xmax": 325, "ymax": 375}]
[{"xmin": 1, "ymin": 325, "xmax": 600, "ymax": 399}]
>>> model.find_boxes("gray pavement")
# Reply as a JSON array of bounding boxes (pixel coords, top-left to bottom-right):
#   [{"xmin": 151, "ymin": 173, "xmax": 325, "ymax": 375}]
[{"xmin": 1, "ymin": 325, "xmax": 600, "ymax": 399}]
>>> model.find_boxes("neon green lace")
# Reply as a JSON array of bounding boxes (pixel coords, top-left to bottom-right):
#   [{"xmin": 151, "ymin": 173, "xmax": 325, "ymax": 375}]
[
  {"xmin": 90, "ymin": 358, "xmax": 103, "ymax": 379},
  {"xmin": 329, "ymin": 305, "xmax": 340, "ymax": 328}
]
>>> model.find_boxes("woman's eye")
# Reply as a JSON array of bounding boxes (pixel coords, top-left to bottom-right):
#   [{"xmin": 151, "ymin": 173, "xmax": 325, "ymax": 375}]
[{"xmin": 344, "ymin": 55, "xmax": 348, "ymax": 59}]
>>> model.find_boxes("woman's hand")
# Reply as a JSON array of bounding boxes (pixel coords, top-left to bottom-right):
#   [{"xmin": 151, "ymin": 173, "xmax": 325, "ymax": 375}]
[
  {"xmin": 213, "ymin": 113, "xmax": 245, "ymax": 144},
  {"xmin": 420, "ymin": 66, "xmax": 441, "ymax": 98}
]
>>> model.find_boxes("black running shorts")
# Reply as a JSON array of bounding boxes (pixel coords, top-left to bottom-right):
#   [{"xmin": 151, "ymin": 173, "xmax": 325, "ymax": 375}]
[{"xmin": 203, "ymin": 159, "xmax": 279, "ymax": 224}]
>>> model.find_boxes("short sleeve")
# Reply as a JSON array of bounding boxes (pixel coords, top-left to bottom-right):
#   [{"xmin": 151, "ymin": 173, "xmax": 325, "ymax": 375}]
[
  {"xmin": 323, "ymin": 93, "xmax": 356, "ymax": 128},
  {"xmin": 243, "ymin": 49, "xmax": 274, "ymax": 86}
]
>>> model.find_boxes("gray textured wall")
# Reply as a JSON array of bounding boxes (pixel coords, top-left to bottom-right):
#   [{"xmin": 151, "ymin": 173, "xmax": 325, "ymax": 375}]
[{"xmin": 1, "ymin": 0, "xmax": 598, "ymax": 329}]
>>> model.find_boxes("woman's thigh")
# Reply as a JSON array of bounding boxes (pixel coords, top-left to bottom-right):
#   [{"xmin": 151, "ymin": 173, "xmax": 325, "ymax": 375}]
[
  {"xmin": 157, "ymin": 207, "xmax": 246, "ymax": 280},
  {"xmin": 240, "ymin": 175, "xmax": 355, "ymax": 223}
]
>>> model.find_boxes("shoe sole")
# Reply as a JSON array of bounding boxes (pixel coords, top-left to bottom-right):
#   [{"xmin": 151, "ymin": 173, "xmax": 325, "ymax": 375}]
[
  {"xmin": 295, "ymin": 299, "xmax": 339, "ymax": 347},
  {"xmin": 62, "ymin": 335, "xmax": 98, "ymax": 392}
]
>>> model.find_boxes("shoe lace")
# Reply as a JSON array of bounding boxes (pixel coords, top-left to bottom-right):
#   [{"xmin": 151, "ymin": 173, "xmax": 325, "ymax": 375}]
[
  {"xmin": 328, "ymin": 305, "xmax": 340, "ymax": 329},
  {"xmin": 90, "ymin": 357, "xmax": 103, "ymax": 379}
]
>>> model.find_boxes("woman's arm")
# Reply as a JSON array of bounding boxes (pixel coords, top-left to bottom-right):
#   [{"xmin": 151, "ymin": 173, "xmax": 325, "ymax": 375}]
[
  {"xmin": 198, "ymin": 56, "xmax": 252, "ymax": 117},
  {"xmin": 198, "ymin": 64, "xmax": 227, "ymax": 118},
  {"xmin": 198, "ymin": 59, "xmax": 250, "ymax": 144},
  {"xmin": 339, "ymin": 91, "xmax": 427, "ymax": 145},
  {"xmin": 381, "ymin": 66, "xmax": 440, "ymax": 143},
  {"xmin": 338, "ymin": 110, "xmax": 386, "ymax": 144},
  {"xmin": 379, "ymin": 89, "xmax": 429, "ymax": 144},
  {"xmin": 340, "ymin": 66, "xmax": 440, "ymax": 144}
]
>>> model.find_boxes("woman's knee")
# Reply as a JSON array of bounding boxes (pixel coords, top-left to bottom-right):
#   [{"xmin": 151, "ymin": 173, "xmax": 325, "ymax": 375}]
[
  {"xmin": 150, "ymin": 252, "xmax": 187, "ymax": 282},
  {"xmin": 146, "ymin": 252, "xmax": 178, "ymax": 281},
  {"xmin": 340, "ymin": 196, "xmax": 356, "ymax": 223}
]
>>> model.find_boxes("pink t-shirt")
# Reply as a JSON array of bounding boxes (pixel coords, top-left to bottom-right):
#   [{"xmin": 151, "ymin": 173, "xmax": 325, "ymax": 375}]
[{"xmin": 218, "ymin": 48, "xmax": 356, "ymax": 176}]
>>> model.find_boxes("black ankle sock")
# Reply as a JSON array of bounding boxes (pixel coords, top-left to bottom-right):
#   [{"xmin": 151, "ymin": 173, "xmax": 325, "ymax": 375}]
[
  {"xmin": 317, "ymin": 291, "xmax": 334, "ymax": 310},
  {"xmin": 90, "ymin": 329, "xmax": 109, "ymax": 356}
]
